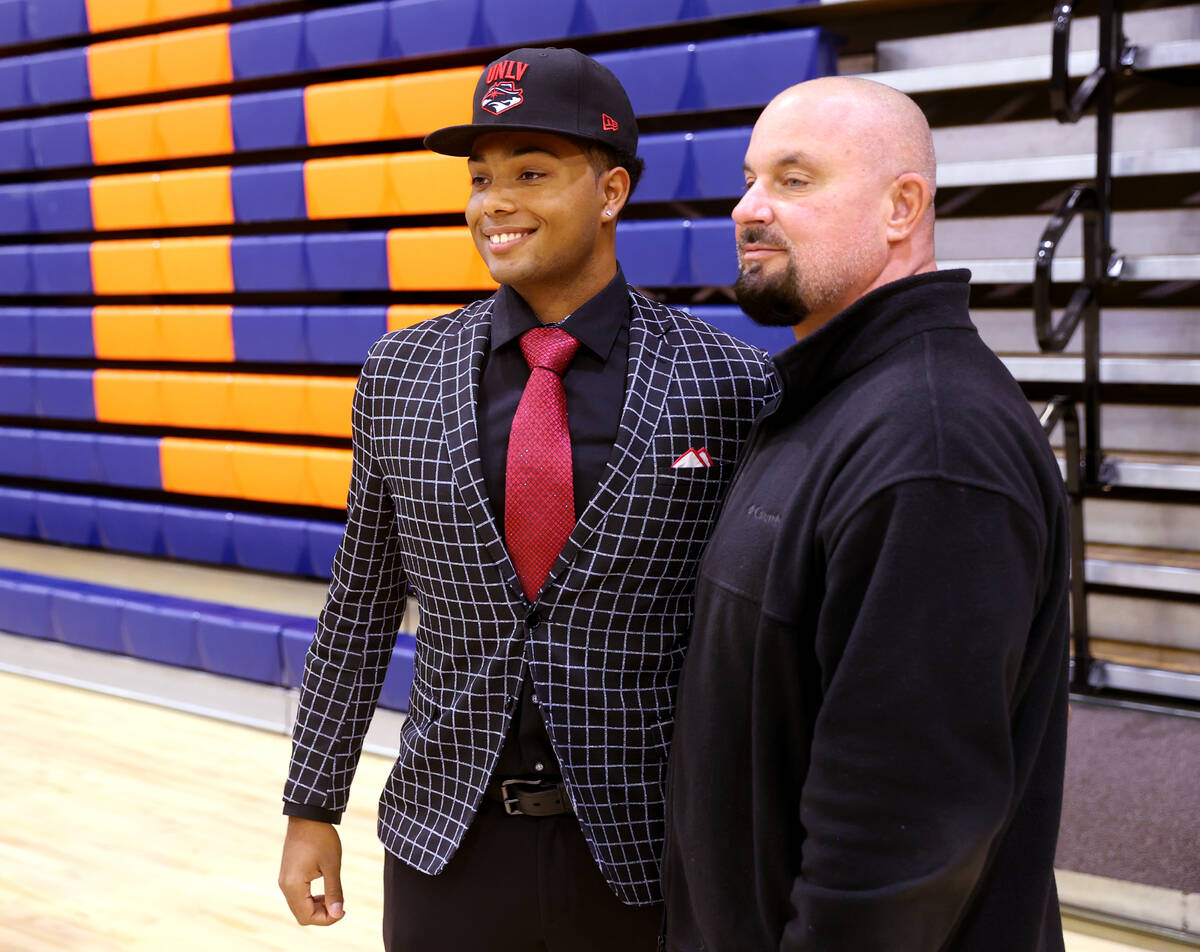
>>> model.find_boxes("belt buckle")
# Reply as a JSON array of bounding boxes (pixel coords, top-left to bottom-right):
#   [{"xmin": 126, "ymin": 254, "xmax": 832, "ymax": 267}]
[{"xmin": 500, "ymin": 778, "xmax": 550, "ymax": 816}]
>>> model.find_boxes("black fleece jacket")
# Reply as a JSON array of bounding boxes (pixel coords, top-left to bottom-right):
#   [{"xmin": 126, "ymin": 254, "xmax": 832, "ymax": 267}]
[{"xmin": 662, "ymin": 270, "xmax": 1070, "ymax": 952}]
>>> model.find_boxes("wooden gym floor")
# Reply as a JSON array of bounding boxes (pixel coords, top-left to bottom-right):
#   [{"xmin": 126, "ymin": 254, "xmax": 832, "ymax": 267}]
[{"xmin": 0, "ymin": 671, "xmax": 1192, "ymax": 952}]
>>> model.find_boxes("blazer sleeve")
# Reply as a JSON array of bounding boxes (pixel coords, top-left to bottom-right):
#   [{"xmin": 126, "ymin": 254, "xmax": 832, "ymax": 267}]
[{"xmin": 283, "ymin": 343, "xmax": 408, "ymax": 823}]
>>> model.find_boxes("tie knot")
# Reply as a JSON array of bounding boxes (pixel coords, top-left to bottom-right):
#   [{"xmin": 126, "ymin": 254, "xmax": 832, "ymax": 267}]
[{"xmin": 520, "ymin": 326, "xmax": 579, "ymax": 376}]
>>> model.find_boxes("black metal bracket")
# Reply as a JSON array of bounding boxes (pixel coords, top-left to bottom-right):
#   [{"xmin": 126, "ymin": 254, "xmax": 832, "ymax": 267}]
[
  {"xmin": 1050, "ymin": 0, "xmax": 1138, "ymax": 124},
  {"xmin": 1040, "ymin": 397, "xmax": 1093, "ymax": 693},
  {"xmin": 1034, "ymin": 183, "xmax": 1098, "ymax": 353},
  {"xmin": 1036, "ymin": 0, "xmax": 1130, "ymax": 488}
]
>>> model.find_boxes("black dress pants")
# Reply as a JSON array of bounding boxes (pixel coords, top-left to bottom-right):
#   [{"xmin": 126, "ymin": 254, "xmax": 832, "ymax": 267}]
[{"xmin": 382, "ymin": 796, "xmax": 663, "ymax": 951}]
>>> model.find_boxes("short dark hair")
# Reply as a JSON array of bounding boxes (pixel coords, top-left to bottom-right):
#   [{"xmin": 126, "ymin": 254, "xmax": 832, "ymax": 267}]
[{"xmin": 585, "ymin": 142, "xmax": 646, "ymax": 205}]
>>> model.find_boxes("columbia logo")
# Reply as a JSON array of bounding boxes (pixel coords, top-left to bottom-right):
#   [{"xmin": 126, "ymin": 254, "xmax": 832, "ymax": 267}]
[{"xmin": 747, "ymin": 505, "xmax": 781, "ymax": 527}]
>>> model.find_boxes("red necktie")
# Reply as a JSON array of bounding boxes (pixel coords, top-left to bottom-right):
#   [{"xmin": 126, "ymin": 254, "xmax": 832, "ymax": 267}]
[{"xmin": 505, "ymin": 326, "xmax": 580, "ymax": 602}]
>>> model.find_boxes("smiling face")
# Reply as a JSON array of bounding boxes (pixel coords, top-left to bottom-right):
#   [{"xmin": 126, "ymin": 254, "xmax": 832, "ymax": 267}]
[
  {"xmin": 732, "ymin": 78, "xmax": 937, "ymax": 335},
  {"xmin": 465, "ymin": 130, "xmax": 625, "ymax": 321}
]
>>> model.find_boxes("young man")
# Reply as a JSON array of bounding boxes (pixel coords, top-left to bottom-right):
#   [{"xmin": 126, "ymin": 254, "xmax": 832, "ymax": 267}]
[
  {"xmin": 278, "ymin": 48, "xmax": 777, "ymax": 951},
  {"xmin": 662, "ymin": 77, "xmax": 1071, "ymax": 951}
]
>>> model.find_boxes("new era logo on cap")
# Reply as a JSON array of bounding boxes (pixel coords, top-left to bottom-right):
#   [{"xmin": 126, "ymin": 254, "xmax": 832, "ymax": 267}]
[{"xmin": 602, "ymin": 113, "xmax": 619, "ymax": 131}]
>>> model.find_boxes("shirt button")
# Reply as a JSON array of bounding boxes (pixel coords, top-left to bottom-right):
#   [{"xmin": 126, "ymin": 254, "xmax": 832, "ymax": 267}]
[{"xmin": 534, "ymin": 761, "xmax": 545, "ymax": 772}]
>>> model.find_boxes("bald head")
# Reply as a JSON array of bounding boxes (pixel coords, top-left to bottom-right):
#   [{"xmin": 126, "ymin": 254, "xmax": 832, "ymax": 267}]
[
  {"xmin": 732, "ymin": 76, "xmax": 938, "ymax": 337},
  {"xmin": 764, "ymin": 76, "xmax": 936, "ymax": 202}
]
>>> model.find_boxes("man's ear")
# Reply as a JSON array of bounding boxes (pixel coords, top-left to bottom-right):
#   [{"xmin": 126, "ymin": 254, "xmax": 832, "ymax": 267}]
[
  {"xmin": 600, "ymin": 166, "xmax": 632, "ymax": 222},
  {"xmin": 885, "ymin": 172, "xmax": 933, "ymax": 243}
]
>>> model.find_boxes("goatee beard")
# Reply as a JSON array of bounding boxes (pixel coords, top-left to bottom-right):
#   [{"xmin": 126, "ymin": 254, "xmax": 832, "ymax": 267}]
[{"xmin": 734, "ymin": 257, "xmax": 809, "ymax": 328}]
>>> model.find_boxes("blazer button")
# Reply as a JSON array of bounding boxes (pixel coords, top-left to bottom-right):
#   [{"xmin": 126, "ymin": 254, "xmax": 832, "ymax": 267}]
[{"xmin": 526, "ymin": 610, "xmax": 541, "ymax": 630}]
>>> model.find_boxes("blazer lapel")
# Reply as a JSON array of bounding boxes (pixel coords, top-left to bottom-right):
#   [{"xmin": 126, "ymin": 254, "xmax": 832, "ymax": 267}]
[
  {"xmin": 543, "ymin": 291, "xmax": 675, "ymax": 590},
  {"xmin": 439, "ymin": 301, "xmax": 523, "ymax": 595}
]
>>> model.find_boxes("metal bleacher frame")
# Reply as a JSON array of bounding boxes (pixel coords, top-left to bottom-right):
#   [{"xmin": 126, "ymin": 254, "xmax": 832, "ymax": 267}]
[{"xmin": 1036, "ymin": 0, "xmax": 1200, "ymax": 705}]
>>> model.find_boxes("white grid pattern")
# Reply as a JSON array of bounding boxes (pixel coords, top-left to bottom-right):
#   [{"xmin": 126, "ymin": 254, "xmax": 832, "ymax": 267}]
[{"xmin": 285, "ymin": 288, "xmax": 778, "ymax": 904}]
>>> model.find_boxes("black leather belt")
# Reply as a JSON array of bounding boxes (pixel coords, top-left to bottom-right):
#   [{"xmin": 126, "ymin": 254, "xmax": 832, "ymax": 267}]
[{"xmin": 486, "ymin": 778, "xmax": 573, "ymax": 816}]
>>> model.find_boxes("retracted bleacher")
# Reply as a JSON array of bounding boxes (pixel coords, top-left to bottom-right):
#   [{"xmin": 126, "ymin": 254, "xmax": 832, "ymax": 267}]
[
  {"xmin": 0, "ymin": 0, "xmax": 829, "ymax": 713},
  {"xmin": 9, "ymin": 0, "xmax": 1195, "ymax": 721}
]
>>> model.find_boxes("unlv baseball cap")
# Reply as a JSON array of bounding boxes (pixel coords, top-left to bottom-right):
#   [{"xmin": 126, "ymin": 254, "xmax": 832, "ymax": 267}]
[{"xmin": 424, "ymin": 47, "xmax": 638, "ymax": 157}]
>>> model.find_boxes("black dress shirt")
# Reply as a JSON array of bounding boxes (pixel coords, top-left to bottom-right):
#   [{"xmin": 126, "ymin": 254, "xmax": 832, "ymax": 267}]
[{"xmin": 479, "ymin": 268, "xmax": 631, "ymax": 782}]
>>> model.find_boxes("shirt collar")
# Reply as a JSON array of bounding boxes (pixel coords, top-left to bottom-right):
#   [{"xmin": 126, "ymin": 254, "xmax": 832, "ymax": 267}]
[{"xmin": 490, "ymin": 265, "xmax": 630, "ymax": 360}]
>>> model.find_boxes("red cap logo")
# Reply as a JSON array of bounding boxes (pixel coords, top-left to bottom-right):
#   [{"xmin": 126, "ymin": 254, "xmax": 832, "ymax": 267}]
[{"xmin": 602, "ymin": 113, "xmax": 620, "ymax": 132}]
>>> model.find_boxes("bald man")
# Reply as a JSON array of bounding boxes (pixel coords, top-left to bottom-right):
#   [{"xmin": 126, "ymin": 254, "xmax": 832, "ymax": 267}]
[{"xmin": 661, "ymin": 78, "xmax": 1070, "ymax": 952}]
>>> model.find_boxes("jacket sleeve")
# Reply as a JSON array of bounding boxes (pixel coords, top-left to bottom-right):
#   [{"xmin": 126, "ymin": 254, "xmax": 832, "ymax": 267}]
[
  {"xmin": 781, "ymin": 477, "xmax": 1046, "ymax": 951},
  {"xmin": 283, "ymin": 343, "xmax": 408, "ymax": 823}
]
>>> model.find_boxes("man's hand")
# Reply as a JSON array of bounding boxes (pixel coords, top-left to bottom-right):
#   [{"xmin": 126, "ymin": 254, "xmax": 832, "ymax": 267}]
[{"xmin": 279, "ymin": 817, "xmax": 346, "ymax": 926}]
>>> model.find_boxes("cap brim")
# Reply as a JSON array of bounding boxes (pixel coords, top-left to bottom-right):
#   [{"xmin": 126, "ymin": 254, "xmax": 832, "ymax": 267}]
[{"xmin": 424, "ymin": 122, "xmax": 615, "ymax": 157}]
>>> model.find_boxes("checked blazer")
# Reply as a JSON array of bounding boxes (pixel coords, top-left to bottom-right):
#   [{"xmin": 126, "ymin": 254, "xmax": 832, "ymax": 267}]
[{"xmin": 284, "ymin": 286, "xmax": 778, "ymax": 904}]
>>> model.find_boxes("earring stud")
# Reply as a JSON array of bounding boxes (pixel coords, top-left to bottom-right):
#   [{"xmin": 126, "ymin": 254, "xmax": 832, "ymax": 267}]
[{"xmin": 605, "ymin": 209, "xmax": 614, "ymax": 217}]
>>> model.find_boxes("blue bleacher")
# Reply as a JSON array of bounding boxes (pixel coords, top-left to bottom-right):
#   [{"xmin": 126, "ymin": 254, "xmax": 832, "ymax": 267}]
[
  {"xmin": 36, "ymin": 430, "xmax": 103, "ymax": 483},
  {"xmin": 230, "ymin": 14, "xmax": 307, "ymax": 80},
  {"xmin": 30, "ymin": 244, "xmax": 92, "ymax": 294},
  {"xmin": 0, "ymin": 0, "xmax": 282, "ymax": 48},
  {"xmin": 230, "ymin": 162, "xmax": 307, "ymax": 222},
  {"xmin": 0, "ymin": 486, "xmax": 345, "ymax": 579},
  {"xmin": 685, "ymin": 218, "xmax": 737, "ymax": 286},
  {"xmin": 230, "ymin": 234, "xmax": 308, "ymax": 291},
  {"xmin": 0, "ymin": 566, "xmax": 416, "ymax": 709},
  {"xmin": 36, "ymin": 490, "xmax": 99, "ymax": 546},
  {"xmin": 0, "ymin": 0, "xmax": 825, "ymax": 720},
  {"xmin": 305, "ymin": 232, "xmax": 390, "ymax": 290},
  {"xmin": 304, "ymin": 1, "xmax": 392, "ymax": 70},
  {"xmin": 51, "ymin": 588, "xmax": 125, "ymax": 654},
  {"xmin": 0, "ymin": 127, "xmax": 761, "ymax": 236},
  {"xmin": 690, "ymin": 127, "xmax": 752, "ymax": 198},
  {"xmin": 617, "ymin": 221, "xmax": 693, "ymax": 286},
  {"xmin": 0, "ymin": 52, "xmax": 25, "ymax": 109},
  {"xmin": 95, "ymin": 434, "xmax": 163, "ymax": 488},
  {"xmin": 33, "ymin": 367, "xmax": 94, "ymax": 418},
  {"xmin": 24, "ymin": 0, "xmax": 87, "ymax": 41},
  {"xmin": 598, "ymin": 43, "xmax": 693, "ymax": 116},
  {"xmin": 0, "ymin": 486, "xmax": 34, "ymax": 537},
  {"xmin": 693, "ymin": 30, "xmax": 836, "ymax": 109},
  {"xmin": 26, "ymin": 47, "xmax": 89, "ymax": 106},
  {"xmin": 0, "ymin": 366, "xmax": 32, "ymax": 415},
  {"xmin": 305, "ymin": 307, "xmax": 389, "ymax": 364},
  {"xmin": 688, "ymin": 305, "xmax": 795, "ymax": 354},
  {"xmin": 35, "ymin": 307, "xmax": 93, "ymax": 356},
  {"xmin": 162, "ymin": 506, "xmax": 236, "ymax": 564},
  {"xmin": 1, "ymin": 427, "xmax": 165, "ymax": 489},
  {"xmin": 0, "ymin": 27, "xmax": 830, "ymax": 175},
  {"xmin": 28, "ymin": 112, "xmax": 91, "ymax": 169},
  {"xmin": 0, "ymin": 119, "xmax": 30, "ymax": 171},
  {"xmin": 29, "ymin": 180, "xmax": 93, "ymax": 232},
  {"xmin": 231, "ymin": 306, "xmax": 308, "ymax": 361},
  {"xmin": 0, "ymin": 306, "xmax": 33, "ymax": 353},
  {"xmin": 386, "ymin": 0, "xmax": 478, "ymax": 58},
  {"xmin": 581, "ymin": 0, "xmax": 686, "ymax": 33},
  {"xmin": 95, "ymin": 498, "xmax": 167, "ymax": 556},
  {"xmin": 0, "ymin": 0, "xmax": 28, "ymax": 48},
  {"xmin": 230, "ymin": 89, "xmax": 307, "ymax": 152},
  {"xmin": 480, "ymin": 0, "xmax": 574, "ymax": 46},
  {"xmin": 0, "ymin": 245, "xmax": 30, "ymax": 294},
  {"xmin": 0, "ymin": 306, "xmax": 395, "ymax": 363},
  {"xmin": 0, "ymin": 181, "xmax": 31, "ymax": 233}
]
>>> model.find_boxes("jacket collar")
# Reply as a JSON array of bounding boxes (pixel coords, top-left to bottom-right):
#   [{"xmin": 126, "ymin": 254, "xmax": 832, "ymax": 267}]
[{"xmin": 771, "ymin": 269, "xmax": 973, "ymax": 417}]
